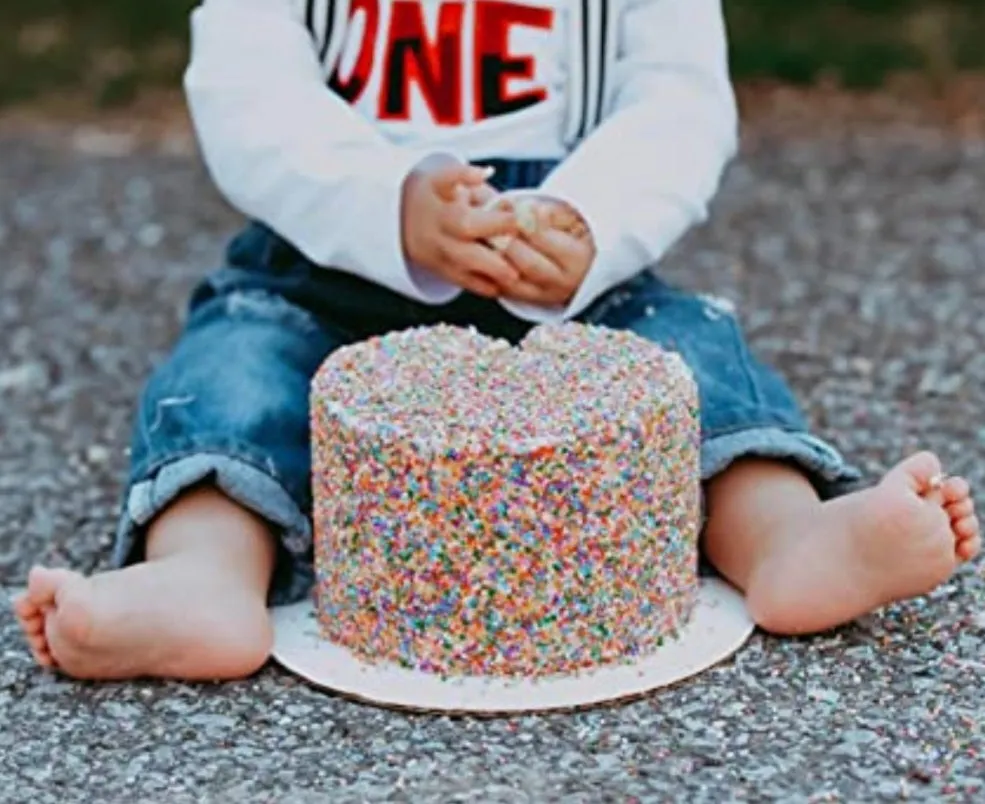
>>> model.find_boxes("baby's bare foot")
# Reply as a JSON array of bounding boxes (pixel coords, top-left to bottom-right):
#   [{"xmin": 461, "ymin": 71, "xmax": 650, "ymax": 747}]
[
  {"xmin": 748, "ymin": 451, "xmax": 979, "ymax": 634},
  {"xmin": 13, "ymin": 559, "xmax": 273, "ymax": 681},
  {"xmin": 849, "ymin": 453, "xmax": 979, "ymax": 601}
]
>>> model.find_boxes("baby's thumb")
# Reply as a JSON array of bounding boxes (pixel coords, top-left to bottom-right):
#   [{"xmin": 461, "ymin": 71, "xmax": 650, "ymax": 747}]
[{"xmin": 433, "ymin": 164, "xmax": 495, "ymax": 198}]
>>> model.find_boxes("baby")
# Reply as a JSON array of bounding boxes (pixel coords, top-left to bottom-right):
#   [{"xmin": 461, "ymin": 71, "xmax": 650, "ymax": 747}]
[{"xmin": 14, "ymin": 0, "xmax": 980, "ymax": 681}]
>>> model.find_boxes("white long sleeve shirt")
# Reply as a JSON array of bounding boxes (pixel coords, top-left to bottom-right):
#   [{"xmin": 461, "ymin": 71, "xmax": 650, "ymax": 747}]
[{"xmin": 184, "ymin": 0, "xmax": 738, "ymax": 322}]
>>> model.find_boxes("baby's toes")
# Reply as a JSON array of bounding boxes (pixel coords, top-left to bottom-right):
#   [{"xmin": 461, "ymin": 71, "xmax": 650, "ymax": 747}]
[
  {"xmin": 956, "ymin": 529, "xmax": 981, "ymax": 562},
  {"xmin": 27, "ymin": 633, "xmax": 53, "ymax": 666},
  {"xmin": 13, "ymin": 594, "xmax": 38, "ymax": 620},
  {"xmin": 947, "ymin": 498, "xmax": 975, "ymax": 523},
  {"xmin": 954, "ymin": 514, "xmax": 980, "ymax": 541},
  {"xmin": 19, "ymin": 611, "xmax": 45, "ymax": 636},
  {"xmin": 953, "ymin": 511, "xmax": 980, "ymax": 561},
  {"xmin": 941, "ymin": 476, "xmax": 970, "ymax": 506}
]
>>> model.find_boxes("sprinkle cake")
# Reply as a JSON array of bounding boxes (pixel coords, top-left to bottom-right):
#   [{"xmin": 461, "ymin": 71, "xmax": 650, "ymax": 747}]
[{"xmin": 310, "ymin": 323, "xmax": 701, "ymax": 678}]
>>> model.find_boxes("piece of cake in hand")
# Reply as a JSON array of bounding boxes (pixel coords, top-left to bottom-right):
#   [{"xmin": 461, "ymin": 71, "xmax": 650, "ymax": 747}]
[
  {"xmin": 309, "ymin": 322, "xmax": 702, "ymax": 678},
  {"xmin": 483, "ymin": 193, "xmax": 592, "ymax": 252}
]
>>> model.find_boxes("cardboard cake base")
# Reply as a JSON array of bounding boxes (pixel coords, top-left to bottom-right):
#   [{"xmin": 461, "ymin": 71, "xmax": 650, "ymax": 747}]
[{"xmin": 270, "ymin": 577, "xmax": 754, "ymax": 714}]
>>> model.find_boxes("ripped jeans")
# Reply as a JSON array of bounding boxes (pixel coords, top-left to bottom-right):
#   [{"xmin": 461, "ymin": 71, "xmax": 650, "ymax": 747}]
[{"xmin": 114, "ymin": 162, "xmax": 862, "ymax": 605}]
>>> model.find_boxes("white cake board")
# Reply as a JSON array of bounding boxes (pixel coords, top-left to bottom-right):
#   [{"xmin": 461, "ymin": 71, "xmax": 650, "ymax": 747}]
[{"xmin": 270, "ymin": 577, "xmax": 754, "ymax": 715}]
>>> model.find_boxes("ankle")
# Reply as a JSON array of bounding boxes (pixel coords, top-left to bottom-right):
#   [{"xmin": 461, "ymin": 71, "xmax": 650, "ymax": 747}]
[
  {"xmin": 147, "ymin": 487, "xmax": 271, "ymax": 555},
  {"xmin": 143, "ymin": 487, "xmax": 277, "ymax": 592}
]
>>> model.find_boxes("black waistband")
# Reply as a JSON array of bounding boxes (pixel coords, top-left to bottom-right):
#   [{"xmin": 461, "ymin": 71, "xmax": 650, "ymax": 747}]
[{"xmin": 470, "ymin": 158, "xmax": 561, "ymax": 193}]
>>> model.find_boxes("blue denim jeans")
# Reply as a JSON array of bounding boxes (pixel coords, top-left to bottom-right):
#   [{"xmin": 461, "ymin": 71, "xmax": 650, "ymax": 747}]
[{"xmin": 115, "ymin": 159, "xmax": 862, "ymax": 604}]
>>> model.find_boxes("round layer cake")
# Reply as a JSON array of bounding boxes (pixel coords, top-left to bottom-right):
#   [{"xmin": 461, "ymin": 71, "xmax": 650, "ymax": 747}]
[{"xmin": 310, "ymin": 323, "xmax": 701, "ymax": 678}]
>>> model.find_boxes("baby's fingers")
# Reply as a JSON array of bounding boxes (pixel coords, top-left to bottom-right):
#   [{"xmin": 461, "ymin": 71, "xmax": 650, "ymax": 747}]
[
  {"xmin": 431, "ymin": 164, "xmax": 496, "ymax": 200},
  {"xmin": 504, "ymin": 238, "xmax": 567, "ymax": 288},
  {"xmin": 443, "ymin": 203, "xmax": 518, "ymax": 242},
  {"xmin": 501, "ymin": 279, "xmax": 561, "ymax": 306},
  {"xmin": 523, "ymin": 227, "xmax": 588, "ymax": 269},
  {"xmin": 459, "ymin": 272, "xmax": 502, "ymax": 298},
  {"xmin": 447, "ymin": 241, "xmax": 520, "ymax": 290},
  {"xmin": 468, "ymin": 184, "xmax": 499, "ymax": 207}
]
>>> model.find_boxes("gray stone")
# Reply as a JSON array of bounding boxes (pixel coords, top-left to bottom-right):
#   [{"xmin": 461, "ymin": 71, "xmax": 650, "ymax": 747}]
[{"xmin": 1, "ymin": 121, "xmax": 985, "ymax": 803}]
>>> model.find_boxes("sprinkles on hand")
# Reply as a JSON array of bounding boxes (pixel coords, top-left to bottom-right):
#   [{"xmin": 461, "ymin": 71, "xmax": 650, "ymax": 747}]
[{"xmin": 310, "ymin": 323, "xmax": 702, "ymax": 678}]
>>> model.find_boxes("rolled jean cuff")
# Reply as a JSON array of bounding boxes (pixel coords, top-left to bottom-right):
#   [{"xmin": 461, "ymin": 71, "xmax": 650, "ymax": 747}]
[
  {"xmin": 113, "ymin": 453, "xmax": 314, "ymax": 606},
  {"xmin": 702, "ymin": 427, "xmax": 864, "ymax": 499}
]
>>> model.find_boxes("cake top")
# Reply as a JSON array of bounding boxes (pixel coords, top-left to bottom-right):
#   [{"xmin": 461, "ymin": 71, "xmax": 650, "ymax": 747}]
[{"xmin": 311, "ymin": 323, "xmax": 695, "ymax": 454}]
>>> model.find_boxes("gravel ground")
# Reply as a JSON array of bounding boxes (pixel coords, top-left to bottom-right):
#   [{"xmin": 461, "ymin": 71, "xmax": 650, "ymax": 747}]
[{"xmin": 1, "ymin": 118, "xmax": 984, "ymax": 803}]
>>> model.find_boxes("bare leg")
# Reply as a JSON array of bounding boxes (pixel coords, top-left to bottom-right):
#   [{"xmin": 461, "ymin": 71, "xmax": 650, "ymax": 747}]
[
  {"xmin": 13, "ymin": 487, "xmax": 276, "ymax": 680},
  {"xmin": 703, "ymin": 451, "xmax": 981, "ymax": 635}
]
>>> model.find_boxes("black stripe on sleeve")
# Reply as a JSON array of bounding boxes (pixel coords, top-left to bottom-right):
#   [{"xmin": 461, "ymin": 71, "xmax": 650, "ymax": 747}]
[
  {"xmin": 576, "ymin": 0, "xmax": 590, "ymax": 141},
  {"xmin": 594, "ymin": 0, "xmax": 609, "ymax": 129}
]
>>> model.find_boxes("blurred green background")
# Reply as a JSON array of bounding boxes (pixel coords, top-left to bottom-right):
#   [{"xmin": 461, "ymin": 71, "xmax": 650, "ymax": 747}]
[{"xmin": 0, "ymin": 0, "xmax": 983, "ymax": 109}]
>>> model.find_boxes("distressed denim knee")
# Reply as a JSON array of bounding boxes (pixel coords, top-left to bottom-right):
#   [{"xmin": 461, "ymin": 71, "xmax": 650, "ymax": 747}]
[
  {"xmin": 114, "ymin": 279, "xmax": 346, "ymax": 605},
  {"xmin": 584, "ymin": 272, "xmax": 863, "ymax": 499}
]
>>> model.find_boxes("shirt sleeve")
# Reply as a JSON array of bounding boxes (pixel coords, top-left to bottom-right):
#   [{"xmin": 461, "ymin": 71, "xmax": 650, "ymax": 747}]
[
  {"xmin": 183, "ymin": 0, "xmax": 463, "ymax": 304},
  {"xmin": 500, "ymin": 0, "xmax": 739, "ymax": 324}
]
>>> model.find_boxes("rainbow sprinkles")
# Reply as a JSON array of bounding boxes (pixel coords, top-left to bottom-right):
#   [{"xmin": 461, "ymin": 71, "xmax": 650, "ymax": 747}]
[{"xmin": 309, "ymin": 322, "xmax": 702, "ymax": 680}]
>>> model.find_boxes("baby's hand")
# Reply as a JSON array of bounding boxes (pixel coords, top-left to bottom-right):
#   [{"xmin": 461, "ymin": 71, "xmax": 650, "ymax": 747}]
[
  {"xmin": 486, "ymin": 197, "xmax": 597, "ymax": 307},
  {"xmin": 401, "ymin": 163, "xmax": 520, "ymax": 298},
  {"xmin": 542, "ymin": 202, "xmax": 591, "ymax": 242}
]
